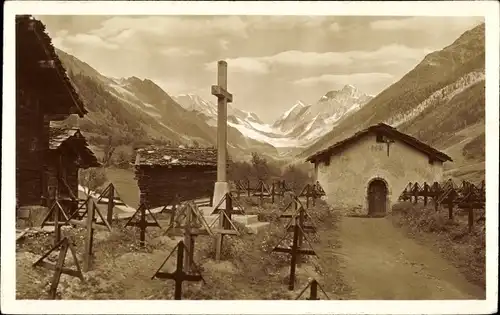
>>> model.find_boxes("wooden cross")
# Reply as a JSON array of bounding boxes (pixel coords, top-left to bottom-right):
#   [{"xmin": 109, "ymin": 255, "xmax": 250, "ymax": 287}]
[
  {"xmin": 315, "ymin": 181, "xmax": 326, "ymax": 197},
  {"xmin": 78, "ymin": 197, "xmax": 112, "ymax": 272},
  {"xmin": 210, "ymin": 192, "xmax": 245, "ymax": 261},
  {"xmin": 151, "ymin": 240, "xmax": 204, "ymax": 300},
  {"xmin": 211, "ymin": 60, "xmax": 233, "ymax": 183},
  {"xmin": 32, "ymin": 237, "xmax": 85, "ymax": 299},
  {"xmin": 295, "ymin": 279, "xmax": 330, "ymax": 300},
  {"xmin": 273, "ymin": 208, "xmax": 316, "ymax": 290},
  {"xmin": 282, "ymin": 200, "xmax": 317, "ymax": 248},
  {"xmin": 40, "ymin": 198, "xmax": 71, "ymax": 246},
  {"xmin": 299, "ymin": 184, "xmax": 318, "ymax": 208},
  {"xmin": 457, "ymin": 186, "xmax": 484, "ymax": 233},
  {"xmin": 253, "ymin": 180, "xmax": 272, "ymax": 206},
  {"xmin": 234, "ymin": 180, "xmax": 247, "ymax": 198},
  {"xmin": 383, "ymin": 138, "xmax": 395, "ymax": 157},
  {"xmin": 165, "ymin": 202, "xmax": 213, "ymax": 271},
  {"xmin": 125, "ymin": 203, "xmax": 162, "ymax": 247},
  {"xmin": 430, "ymin": 182, "xmax": 442, "ymax": 211},
  {"xmin": 412, "ymin": 182, "xmax": 420, "ymax": 204}
]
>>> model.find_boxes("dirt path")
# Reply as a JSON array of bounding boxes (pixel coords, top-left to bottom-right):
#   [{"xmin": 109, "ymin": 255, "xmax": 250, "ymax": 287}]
[{"xmin": 336, "ymin": 216, "xmax": 485, "ymax": 300}]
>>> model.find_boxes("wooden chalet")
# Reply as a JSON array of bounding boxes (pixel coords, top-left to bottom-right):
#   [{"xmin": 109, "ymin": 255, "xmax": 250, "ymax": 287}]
[
  {"xmin": 47, "ymin": 127, "xmax": 100, "ymax": 214},
  {"xmin": 16, "ymin": 15, "xmax": 88, "ymax": 208},
  {"xmin": 134, "ymin": 146, "xmax": 230, "ymax": 208}
]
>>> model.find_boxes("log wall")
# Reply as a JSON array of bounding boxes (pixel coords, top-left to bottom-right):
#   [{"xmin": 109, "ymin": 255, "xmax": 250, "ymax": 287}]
[
  {"xmin": 16, "ymin": 90, "xmax": 49, "ymax": 206},
  {"xmin": 136, "ymin": 166, "xmax": 217, "ymax": 208}
]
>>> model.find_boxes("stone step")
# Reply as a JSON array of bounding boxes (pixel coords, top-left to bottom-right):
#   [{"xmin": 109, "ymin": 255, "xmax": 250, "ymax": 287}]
[
  {"xmin": 246, "ymin": 222, "xmax": 271, "ymax": 234},
  {"xmin": 203, "ymin": 214, "xmax": 259, "ymax": 226}
]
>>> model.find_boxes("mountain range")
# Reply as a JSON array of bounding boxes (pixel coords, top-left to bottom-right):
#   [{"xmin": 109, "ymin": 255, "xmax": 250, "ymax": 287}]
[
  {"xmin": 54, "ymin": 22, "xmax": 485, "ymax": 181},
  {"xmin": 56, "ymin": 47, "xmax": 373, "ymax": 160}
]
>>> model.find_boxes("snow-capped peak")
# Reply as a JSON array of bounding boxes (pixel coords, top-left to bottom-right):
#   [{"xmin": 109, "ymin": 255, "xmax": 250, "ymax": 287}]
[{"xmin": 281, "ymin": 101, "xmax": 306, "ymax": 119}]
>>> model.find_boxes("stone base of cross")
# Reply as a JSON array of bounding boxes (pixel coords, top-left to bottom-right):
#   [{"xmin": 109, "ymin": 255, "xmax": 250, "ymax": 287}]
[{"xmin": 213, "ymin": 182, "xmax": 230, "ymax": 210}]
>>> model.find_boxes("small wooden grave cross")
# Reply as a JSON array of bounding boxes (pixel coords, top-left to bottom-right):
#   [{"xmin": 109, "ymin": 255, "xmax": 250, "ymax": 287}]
[
  {"xmin": 314, "ymin": 181, "xmax": 326, "ymax": 197},
  {"xmin": 457, "ymin": 183, "xmax": 484, "ymax": 233},
  {"xmin": 430, "ymin": 182, "xmax": 442, "ymax": 211},
  {"xmin": 411, "ymin": 182, "xmax": 421, "ymax": 204},
  {"xmin": 40, "ymin": 198, "xmax": 71, "ymax": 246},
  {"xmin": 421, "ymin": 182, "xmax": 432, "ymax": 206},
  {"xmin": 274, "ymin": 180, "xmax": 290, "ymax": 202},
  {"xmin": 210, "ymin": 192, "xmax": 245, "ymax": 261},
  {"xmin": 234, "ymin": 180, "xmax": 248, "ymax": 198},
  {"xmin": 398, "ymin": 182, "xmax": 413, "ymax": 202},
  {"xmin": 32, "ymin": 237, "xmax": 85, "ymax": 299},
  {"xmin": 125, "ymin": 203, "xmax": 162, "ymax": 247},
  {"xmin": 79, "ymin": 198, "xmax": 111, "ymax": 272},
  {"xmin": 65, "ymin": 195, "xmax": 112, "ymax": 232},
  {"xmin": 253, "ymin": 180, "xmax": 272, "ymax": 206},
  {"xmin": 93, "ymin": 183, "xmax": 125, "ymax": 227},
  {"xmin": 151, "ymin": 240, "xmax": 204, "ymax": 300},
  {"xmin": 281, "ymin": 198, "xmax": 317, "ymax": 248},
  {"xmin": 298, "ymin": 184, "xmax": 318, "ymax": 208},
  {"xmin": 273, "ymin": 205, "xmax": 317, "ymax": 290},
  {"xmin": 295, "ymin": 279, "xmax": 330, "ymax": 300},
  {"xmin": 437, "ymin": 182, "xmax": 458, "ymax": 220},
  {"xmin": 165, "ymin": 202, "xmax": 213, "ymax": 271}
]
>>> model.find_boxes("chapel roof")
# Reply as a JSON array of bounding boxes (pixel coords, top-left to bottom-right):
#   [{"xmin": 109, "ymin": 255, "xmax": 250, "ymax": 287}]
[{"xmin": 306, "ymin": 123, "xmax": 453, "ymax": 163}]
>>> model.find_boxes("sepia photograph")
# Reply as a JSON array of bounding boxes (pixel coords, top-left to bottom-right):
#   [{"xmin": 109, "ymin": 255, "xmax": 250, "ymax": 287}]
[{"xmin": 2, "ymin": 1, "xmax": 498, "ymax": 314}]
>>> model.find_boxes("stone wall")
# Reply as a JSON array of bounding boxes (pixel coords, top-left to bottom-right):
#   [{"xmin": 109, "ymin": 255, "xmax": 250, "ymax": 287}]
[{"xmin": 315, "ymin": 133, "xmax": 445, "ymax": 215}]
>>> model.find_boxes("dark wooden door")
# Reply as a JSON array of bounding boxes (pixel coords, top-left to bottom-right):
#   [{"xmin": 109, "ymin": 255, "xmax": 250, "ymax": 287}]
[{"xmin": 368, "ymin": 180, "xmax": 387, "ymax": 216}]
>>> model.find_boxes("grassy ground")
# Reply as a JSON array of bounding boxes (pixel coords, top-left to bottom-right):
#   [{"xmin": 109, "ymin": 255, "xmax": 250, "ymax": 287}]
[
  {"xmin": 16, "ymin": 199, "xmax": 350, "ymax": 300},
  {"xmin": 389, "ymin": 202, "xmax": 486, "ymax": 289}
]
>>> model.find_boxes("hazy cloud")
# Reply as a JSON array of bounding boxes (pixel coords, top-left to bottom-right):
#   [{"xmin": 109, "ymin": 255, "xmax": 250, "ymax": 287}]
[
  {"xmin": 293, "ymin": 72, "xmax": 394, "ymax": 86},
  {"xmin": 92, "ymin": 16, "xmax": 250, "ymax": 42},
  {"xmin": 160, "ymin": 47, "xmax": 205, "ymax": 57},
  {"xmin": 370, "ymin": 16, "xmax": 484, "ymax": 31},
  {"xmin": 205, "ymin": 44, "xmax": 432, "ymax": 74},
  {"xmin": 61, "ymin": 33, "xmax": 119, "ymax": 50}
]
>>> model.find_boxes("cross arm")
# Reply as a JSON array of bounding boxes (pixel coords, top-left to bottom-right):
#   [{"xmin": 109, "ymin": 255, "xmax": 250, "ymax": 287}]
[
  {"xmin": 211, "ymin": 85, "xmax": 233, "ymax": 103},
  {"xmin": 154, "ymin": 271, "xmax": 203, "ymax": 282},
  {"xmin": 126, "ymin": 222, "xmax": 161, "ymax": 228}
]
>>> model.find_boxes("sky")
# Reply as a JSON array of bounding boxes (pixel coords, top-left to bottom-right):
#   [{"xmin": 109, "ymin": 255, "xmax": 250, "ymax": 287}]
[{"xmin": 38, "ymin": 15, "xmax": 484, "ymax": 123}]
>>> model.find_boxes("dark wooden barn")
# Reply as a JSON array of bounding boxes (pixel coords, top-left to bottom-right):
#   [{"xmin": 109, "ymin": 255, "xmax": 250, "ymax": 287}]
[
  {"xmin": 47, "ymin": 127, "xmax": 100, "ymax": 214},
  {"xmin": 134, "ymin": 146, "xmax": 229, "ymax": 208},
  {"xmin": 16, "ymin": 15, "xmax": 88, "ymax": 208}
]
